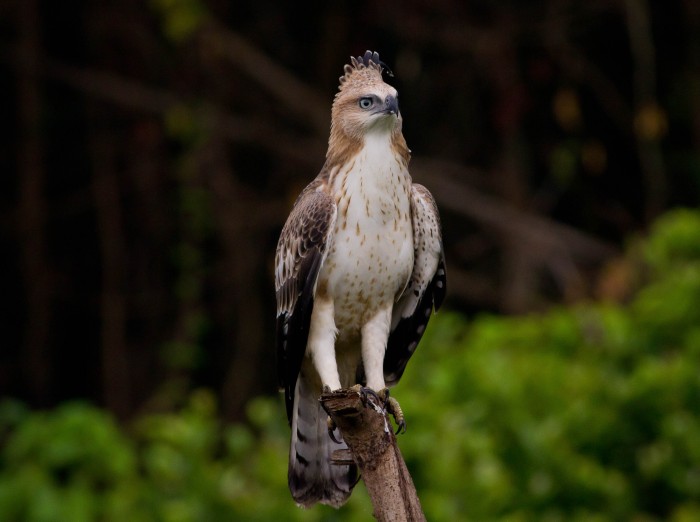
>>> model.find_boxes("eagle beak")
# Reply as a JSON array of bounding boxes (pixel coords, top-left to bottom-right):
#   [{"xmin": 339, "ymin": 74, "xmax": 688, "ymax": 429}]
[{"xmin": 383, "ymin": 95, "xmax": 399, "ymax": 116}]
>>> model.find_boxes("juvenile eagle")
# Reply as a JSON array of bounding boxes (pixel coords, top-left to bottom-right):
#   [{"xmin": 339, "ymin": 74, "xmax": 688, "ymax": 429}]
[{"xmin": 275, "ymin": 50, "xmax": 446, "ymax": 508}]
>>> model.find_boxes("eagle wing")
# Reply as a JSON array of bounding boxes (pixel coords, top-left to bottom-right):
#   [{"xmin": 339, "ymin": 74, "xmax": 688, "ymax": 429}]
[
  {"xmin": 384, "ymin": 183, "xmax": 446, "ymax": 386},
  {"xmin": 275, "ymin": 181, "xmax": 337, "ymax": 423}
]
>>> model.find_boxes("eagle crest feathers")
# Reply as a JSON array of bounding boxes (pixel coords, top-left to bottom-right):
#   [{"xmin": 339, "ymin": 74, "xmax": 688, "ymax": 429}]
[{"xmin": 338, "ymin": 50, "xmax": 393, "ymax": 91}]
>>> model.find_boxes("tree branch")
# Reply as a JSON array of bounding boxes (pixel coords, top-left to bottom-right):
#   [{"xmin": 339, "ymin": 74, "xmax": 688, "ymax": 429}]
[{"xmin": 320, "ymin": 388, "xmax": 426, "ymax": 522}]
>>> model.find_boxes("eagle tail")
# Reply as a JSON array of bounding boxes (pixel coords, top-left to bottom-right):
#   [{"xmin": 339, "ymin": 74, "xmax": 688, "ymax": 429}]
[{"xmin": 288, "ymin": 376, "xmax": 358, "ymax": 508}]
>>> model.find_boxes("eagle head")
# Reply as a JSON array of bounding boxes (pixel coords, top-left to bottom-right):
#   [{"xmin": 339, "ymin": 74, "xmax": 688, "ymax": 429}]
[{"xmin": 331, "ymin": 50, "xmax": 402, "ymax": 139}]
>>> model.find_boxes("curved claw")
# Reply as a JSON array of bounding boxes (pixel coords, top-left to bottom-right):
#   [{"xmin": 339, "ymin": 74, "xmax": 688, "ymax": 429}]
[
  {"xmin": 327, "ymin": 415, "xmax": 342, "ymax": 444},
  {"xmin": 328, "ymin": 428, "xmax": 342, "ymax": 444},
  {"xmin": 351, "ymin": 385, "xmax": 408, "ymax": 434},
  {"xmin": 384, "ymin": 394, "xmax": 407, "ymax": 435},
  {"xmin": 358, "ymin": 386, "xmax": 382, "ymax": 405}
]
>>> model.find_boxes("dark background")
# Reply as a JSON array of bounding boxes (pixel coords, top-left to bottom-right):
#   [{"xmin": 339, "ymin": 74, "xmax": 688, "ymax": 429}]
[{"xmin": 2, "ymin": 0, "xmax": 698, "ymax": 421}]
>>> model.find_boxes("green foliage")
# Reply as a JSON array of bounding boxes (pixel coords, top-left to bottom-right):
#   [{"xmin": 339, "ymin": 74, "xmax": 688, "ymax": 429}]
[
  {"xmin": 0, "ymin": 392, "xmax": 372, "ymax": 521},
  {"xmin": 0, "ymin": 402, "xmax": 137, "ymax": 522},
  {"xmin": 391, "ymin": 207, "xmax": 700, "ymax": 521},
  {"xmin": 2, "ymin": 208, "xmax": 700, "ymax": 520}
]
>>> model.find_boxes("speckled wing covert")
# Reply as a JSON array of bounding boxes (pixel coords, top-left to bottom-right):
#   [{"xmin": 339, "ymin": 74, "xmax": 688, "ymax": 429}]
[
  {"xmin": 275, "ymin": 181, "xmax": 337, "ymax": 423},
  {"xmin": 384, "ymin": 183, "xmax": 446, "ymax": 386}
]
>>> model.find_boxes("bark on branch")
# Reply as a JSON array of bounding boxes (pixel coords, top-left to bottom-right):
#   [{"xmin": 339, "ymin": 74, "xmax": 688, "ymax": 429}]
[{"xmin": 320, "ymin": 388, "xmax": 426, "ymax": 522}]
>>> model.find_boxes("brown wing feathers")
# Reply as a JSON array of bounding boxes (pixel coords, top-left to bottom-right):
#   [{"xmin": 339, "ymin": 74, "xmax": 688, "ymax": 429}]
[
  {"xmin": 384, "ymin": 184, "xmax": 446, "ymax": 386},
  {"xmin": 275, "ymin": 186, "xmax": 336, "ymax": 423}
]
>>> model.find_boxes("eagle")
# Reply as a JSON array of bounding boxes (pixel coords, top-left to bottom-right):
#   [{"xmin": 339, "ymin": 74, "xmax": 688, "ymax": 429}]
[{"xmin": 275, "ymin": 50, "xmax": 446, "ymax": 508}]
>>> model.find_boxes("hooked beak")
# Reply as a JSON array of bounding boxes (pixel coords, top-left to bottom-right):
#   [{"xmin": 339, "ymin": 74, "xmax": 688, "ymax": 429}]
[{"xmin": 382, "ymin": 95, "xmax": 399, "ymax": 116}]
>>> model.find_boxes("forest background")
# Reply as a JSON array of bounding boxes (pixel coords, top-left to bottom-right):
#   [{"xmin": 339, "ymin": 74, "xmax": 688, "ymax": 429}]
[{"xmin": 2, "ymin": 0, "xmax": 700, "ymax": 520}]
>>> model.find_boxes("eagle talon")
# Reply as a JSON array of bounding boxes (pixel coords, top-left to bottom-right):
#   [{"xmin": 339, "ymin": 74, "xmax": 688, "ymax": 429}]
[
  {"xmin": 383, "ymin": 393, "xmax": 407, "ymax": 434},
  {"xmin": 394, "ymin": 417, "xmax": 407, "ymax": 435},
  {"xmin": 357, "ymin": 387, "xmax": 407, "ymax": 434},
  {"xmin": 360, "ymin": 386, "xmax": 383, "ymax": 405},
  {"xmin": 377, "ymin": 387, "xmax": 390, "ymax": 403},
  {"xmin": 327, "ymin": 415, "xmax": 342, "ymax": 444}
]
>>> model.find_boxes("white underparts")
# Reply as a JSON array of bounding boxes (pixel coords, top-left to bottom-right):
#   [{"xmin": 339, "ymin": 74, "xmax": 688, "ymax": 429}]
[{"xmin": 312, "ymin": 131, "xmax": 414, "ymax": 391}]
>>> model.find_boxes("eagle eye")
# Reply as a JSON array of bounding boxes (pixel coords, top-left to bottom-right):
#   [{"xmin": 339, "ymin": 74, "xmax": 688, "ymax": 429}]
[{"xmin": 359, "ymin": 97, "xmax": 374, "ymax": 109}]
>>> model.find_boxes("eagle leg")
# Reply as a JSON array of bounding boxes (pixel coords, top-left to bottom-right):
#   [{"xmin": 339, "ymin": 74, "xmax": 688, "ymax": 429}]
[{"xmin": 378, "ymin": 388, "xmax": 407, "ymax": 435}]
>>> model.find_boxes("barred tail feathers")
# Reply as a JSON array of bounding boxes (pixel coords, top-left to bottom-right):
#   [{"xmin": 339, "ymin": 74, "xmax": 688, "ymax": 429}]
[{"xmin": 288, "ymin": 376, "xmax": 358, "ymax": 508}]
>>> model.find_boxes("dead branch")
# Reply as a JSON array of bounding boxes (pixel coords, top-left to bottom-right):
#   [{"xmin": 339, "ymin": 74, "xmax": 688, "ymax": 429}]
[{"xmin": 320, "ymin": 388, "xmax": 426, "ymax": 522}]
